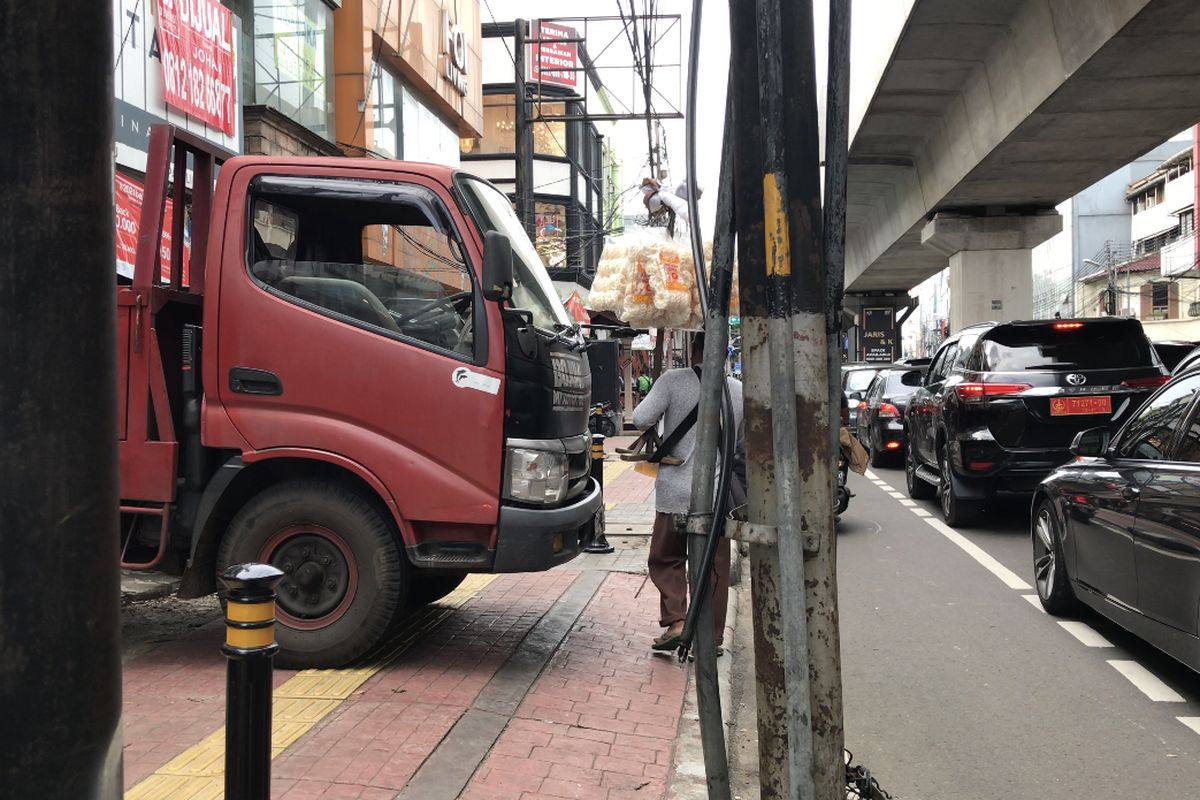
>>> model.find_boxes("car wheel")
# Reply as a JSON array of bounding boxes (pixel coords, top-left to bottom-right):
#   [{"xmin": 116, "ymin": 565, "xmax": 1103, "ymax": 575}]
[
  {"xmin": 938, "ymin": 444, "xmax": 981, "ymax": 527},
  {"xmin": 1033, "ymin": 501, "xmax": 1078, "ymax": 616},
  {"xmin": 217, "ymin": 480, "xmax": 408, "ymax": 669},
  {"xmin": 906, "ymin": 444, "xmax": 935, "ymax": 500},
  {"xmin": 868, "ymin": 429, "xmax": 889, "ymax": 468}
]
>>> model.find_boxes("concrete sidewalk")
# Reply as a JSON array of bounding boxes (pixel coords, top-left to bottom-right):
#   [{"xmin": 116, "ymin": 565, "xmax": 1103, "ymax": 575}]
[{"xmin": 119, "ymin": 450, "xmax": 740, "ymax": 800}]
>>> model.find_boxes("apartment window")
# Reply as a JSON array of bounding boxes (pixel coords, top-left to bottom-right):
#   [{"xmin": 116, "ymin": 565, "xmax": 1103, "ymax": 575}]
[
  {"xmin": 1181, "ymin": 209, "xmax": 1195, "ymax": 236},
  {"xmin": 251, "ymin": 0, "xmax": 336, "ymax": 140}
]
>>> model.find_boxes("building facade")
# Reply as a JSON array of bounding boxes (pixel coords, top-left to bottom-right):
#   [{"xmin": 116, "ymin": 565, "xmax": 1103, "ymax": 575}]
[
  {"xmin": 460, "ymin": 20, "xmax": 617, "ymax": 302},
  {"xmin": 112, "ymin": 0, "xmax": 483, "ymax": 280}
]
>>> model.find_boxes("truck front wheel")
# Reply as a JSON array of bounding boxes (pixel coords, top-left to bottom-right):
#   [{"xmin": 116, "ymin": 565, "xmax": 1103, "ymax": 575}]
[{"xmin": 217, "ymin": 480, "xmax": 408, "ymax": 669}]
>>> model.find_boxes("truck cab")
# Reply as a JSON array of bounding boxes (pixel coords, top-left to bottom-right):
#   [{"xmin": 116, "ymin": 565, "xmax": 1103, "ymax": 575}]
[{"xmin": 118, "ymin": 126, "xmax": 600, "ymax": 667}]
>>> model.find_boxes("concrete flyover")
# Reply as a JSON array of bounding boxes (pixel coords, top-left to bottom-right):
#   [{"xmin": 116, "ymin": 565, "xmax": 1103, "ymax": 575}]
[{"xmin": 845, "ymin": 0, "xmax": 1200, "ymax": 331}]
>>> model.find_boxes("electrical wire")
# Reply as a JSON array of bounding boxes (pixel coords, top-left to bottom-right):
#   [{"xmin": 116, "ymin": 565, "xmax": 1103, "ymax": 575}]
[{"xmin": 114, "ymin": 0, "xmax": 145, "ymax": 72}]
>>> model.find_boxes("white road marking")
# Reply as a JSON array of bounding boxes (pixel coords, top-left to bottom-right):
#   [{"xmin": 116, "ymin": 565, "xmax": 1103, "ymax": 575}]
[
  {"xmin": 1178, "ymin": 717, "xmax": 1200, "ymax": 737},
  {"xmin": 924, "ymin": 517, "xmax": 1033, "ymax": 590},
  {"xmin": 898, "ymin": 499, "xmax": 916, "ymax": 507},
  {"xmin": 1057, "ymin": 621, "xmax": 1114, "ymax": 648},
  {"xmin": 888, "ymin": 491, "xmax": 906, "ymax": 499},
  {"xmin": 864, "ymin": 469, "xmax": 878, "ymax": 480},
  {"xmin": 911, "ymin": 508, "xmax": 932, "ymax": 517},
  {"xmin": 1108, "ymin": 660, "xmax": 1185, "ymax": 702},
  {"xmin": 1022, "ymin": 594, "xmax": 1045, "ymax": 612}
]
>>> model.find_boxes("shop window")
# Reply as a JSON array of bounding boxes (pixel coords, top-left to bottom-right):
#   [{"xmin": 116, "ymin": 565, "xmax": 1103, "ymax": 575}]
[
  {"xmin": 462, "ymin": 95, "xmax": 516, "ymax": 155},
  {"xmin": 535, "ymin": 202, "xmax": 567, "ymax": 267},
  {"xmin": 370, "ymin": 63, "xmax": 401, "ymax": 159},
  {"xmin": 533, "ymin": 103, "xmax": 566, "ymax": 157},
  {"xmin": 251, "ymin": 0, "xmax": 335, "ymax": 140}
]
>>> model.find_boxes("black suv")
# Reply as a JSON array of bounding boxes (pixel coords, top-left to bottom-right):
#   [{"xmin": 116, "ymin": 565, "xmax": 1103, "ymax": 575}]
[{"xmin": 905, "ymin": 318, "xmax": 1169, "ymax": 526}]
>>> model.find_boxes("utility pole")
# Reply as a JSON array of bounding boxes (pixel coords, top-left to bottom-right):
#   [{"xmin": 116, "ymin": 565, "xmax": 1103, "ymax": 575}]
[
  {"xmin": 514, "ymin": 19, "xmax": 535, "ymax": 241},
  {"xmin": 729, "ymin": 0, "xmax": 844, "ymax": 796},
  {"xmin": 0, "ymin": 1, "xmax": 123, "ymax": 798}
]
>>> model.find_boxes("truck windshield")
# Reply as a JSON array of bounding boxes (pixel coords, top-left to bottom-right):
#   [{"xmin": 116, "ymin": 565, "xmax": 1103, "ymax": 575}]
[{"xmin": 456, "ymin": 176, "xmax": 573, "ymax": 331}]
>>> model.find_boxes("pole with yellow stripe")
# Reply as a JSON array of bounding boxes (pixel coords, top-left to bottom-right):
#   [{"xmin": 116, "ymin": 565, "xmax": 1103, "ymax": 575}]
[{"xmin": 219, "ymin": 563, "xmax": 285, "ymax": 800}]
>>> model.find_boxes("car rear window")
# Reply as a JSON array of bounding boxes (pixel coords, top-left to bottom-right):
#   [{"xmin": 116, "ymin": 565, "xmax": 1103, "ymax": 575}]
[
  {"xmin": 978, "ymin": 322, "xmax": 1155, "ymax": 371},
  {"xmin": 845, "ymin": 369, "xmax": 878, "ymax": 392},
  {"xmin": 884, "ymin": 371, "xmax": 921, "ymax": 396}
]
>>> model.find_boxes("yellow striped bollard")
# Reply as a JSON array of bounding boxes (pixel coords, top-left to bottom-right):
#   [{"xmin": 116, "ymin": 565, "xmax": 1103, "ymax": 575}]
[{"xmin": 219, "ymin": 563, "xmax": 285, "ymax": 800}]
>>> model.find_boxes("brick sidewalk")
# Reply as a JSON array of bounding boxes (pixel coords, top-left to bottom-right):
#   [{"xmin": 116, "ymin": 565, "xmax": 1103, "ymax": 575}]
[{"xmin": 120, "ymin": 465, "xmax": 713, "ymax": 800}]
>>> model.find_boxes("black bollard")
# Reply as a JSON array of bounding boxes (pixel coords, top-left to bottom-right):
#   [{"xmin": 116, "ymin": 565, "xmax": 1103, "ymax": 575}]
[
  {"xmin": 219, "ymin": 563, "xmax": 285, "ymax": 800},
  {"xmin": 584, "ymin": 434, "xmax": 615, "ymax": 553}
]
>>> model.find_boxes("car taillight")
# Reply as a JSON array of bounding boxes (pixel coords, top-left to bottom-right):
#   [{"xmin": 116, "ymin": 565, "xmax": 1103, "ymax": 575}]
[
  {"xmin": 885, "ymin": 441, "xmax": 902, "ymax": 450},
  {"xmin": 954, "ymin": 382, "xmax": 1032, "ymax": 402},
  {"xmin": 1120, "ymin": 376, "xmax": 1170, "ymax": 389},
  {"xmin": 878, "ymin": 402, "xmax": 900, "ymax": 418},
  {"xmin": 857, "ymin": 401, "xmax": 868, "ymax": 411},
  {"xmin": 1053, "ymin": 322, "xmax": 1084, "ymax": 331}
]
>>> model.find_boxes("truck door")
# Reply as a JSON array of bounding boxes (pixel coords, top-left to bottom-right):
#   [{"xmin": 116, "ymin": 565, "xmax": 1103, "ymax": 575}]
[{"xmin": 215, "ymin": 170, "xmax": 504, "ymax": 536}]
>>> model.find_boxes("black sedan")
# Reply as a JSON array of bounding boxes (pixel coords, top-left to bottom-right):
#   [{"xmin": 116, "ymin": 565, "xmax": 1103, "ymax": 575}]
[
  {"xmin": 1031, "ymin": 367, "xmax": 1200, "ymax": 673},
  {"xmin": 855, "ymin": 367, "xmax": 925, "ymax": 466}
]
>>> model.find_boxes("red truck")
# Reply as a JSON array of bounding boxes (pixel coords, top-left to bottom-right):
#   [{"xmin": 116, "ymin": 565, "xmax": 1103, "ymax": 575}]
[{"xmin": 119, "ymin": 125, "xmax": 599, "ymax": 667}]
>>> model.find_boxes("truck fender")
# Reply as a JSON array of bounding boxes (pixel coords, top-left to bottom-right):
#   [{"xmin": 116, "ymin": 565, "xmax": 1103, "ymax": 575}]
[{"xmin": 178, "ymin": 449, "xmax": 410, "ymax": 598}]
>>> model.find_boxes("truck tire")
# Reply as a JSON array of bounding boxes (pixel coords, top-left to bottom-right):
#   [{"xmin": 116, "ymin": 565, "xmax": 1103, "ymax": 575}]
[
  {"xmin": 217, "ymin": 480, "xmax": 408, "ymax": 669},
  {"xmin": 407, "ymin": 573, "xmax": 467, "ymax": 608}
]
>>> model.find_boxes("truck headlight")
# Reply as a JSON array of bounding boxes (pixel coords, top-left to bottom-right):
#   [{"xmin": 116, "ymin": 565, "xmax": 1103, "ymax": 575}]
[{"xmin": 504, "ymin": 446, "xmax": 568, "ymax": 504}]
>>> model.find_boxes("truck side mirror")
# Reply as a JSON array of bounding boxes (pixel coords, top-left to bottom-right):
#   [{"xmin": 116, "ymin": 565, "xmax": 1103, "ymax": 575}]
[{"xmin": 483, "ymin": 230, "xmax": 513, "ymax": 302}]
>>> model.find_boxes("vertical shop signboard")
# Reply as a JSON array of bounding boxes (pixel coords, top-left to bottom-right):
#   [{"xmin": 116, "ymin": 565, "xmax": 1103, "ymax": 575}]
[
  {"xmin": 155, "ymin": 0, "xmax": 237, "ymax": 135},
  {"xmin": 115, "ymin": 173, "xmax": 191, "ymax": 285},
  {"xmin": 530, "ymin": 21, "xmax": 579, "ymax": 89},
  {"xmin": 862, "ymin": 307, "xmax": 897, "ymax": 363}
]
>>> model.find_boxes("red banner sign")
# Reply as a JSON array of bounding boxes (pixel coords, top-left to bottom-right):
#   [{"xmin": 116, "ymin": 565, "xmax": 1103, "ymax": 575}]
[
  {"xmin": 156, "ymin": 0, "xmax": 237, "ymax": 136},
  {"xmin": 115, "ymin": 173, "xmax": 190, "ymax": 285},
  {"xmin": 531, "ymin": 21, "xmax": 579, "ymax": 89}
]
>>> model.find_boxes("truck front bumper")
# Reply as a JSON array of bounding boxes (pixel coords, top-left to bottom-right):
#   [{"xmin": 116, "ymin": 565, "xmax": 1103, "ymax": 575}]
[{"xmin": 492, "ymin": 477, "xmax": 603, "ymax": 572}]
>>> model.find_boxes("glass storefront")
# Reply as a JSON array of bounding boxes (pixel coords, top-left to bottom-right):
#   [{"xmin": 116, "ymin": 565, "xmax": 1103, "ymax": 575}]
[
  {"xmin": 246, "ymin": 0, "xmax": 336, "ymax": 141},
  {"xmin": 460, "ymin": 96, "xmax": 565, "ymax": 157},
  {"xmin": 371, "ymin": 61, "xmax": 462, "ymax": 166}
]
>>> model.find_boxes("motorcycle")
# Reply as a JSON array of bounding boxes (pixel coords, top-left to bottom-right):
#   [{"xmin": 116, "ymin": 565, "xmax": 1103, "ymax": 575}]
[
  {"xmin": 836, "ymin": 448, "xmax": 852, "ymax": 516},
  {"xmin": 588, "ymin": 401, "xmax": 619, "ymax": 438}
]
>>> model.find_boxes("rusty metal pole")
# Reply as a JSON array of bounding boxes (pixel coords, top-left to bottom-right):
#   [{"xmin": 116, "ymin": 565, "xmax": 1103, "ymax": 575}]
[
  {"xmin": 0, "ymin": 1, "xmax": 122, "ymax": 797},
  {"xmin": 728, "ymin": 0, "xmax": 819, "ymax": 797},
  {"xmin": 514, "ymin": 19, "xmax": 535, "ymax": 241},
  {"xmin": 814, "ymin": 0, "xmax": 852, "ymax": 795}
]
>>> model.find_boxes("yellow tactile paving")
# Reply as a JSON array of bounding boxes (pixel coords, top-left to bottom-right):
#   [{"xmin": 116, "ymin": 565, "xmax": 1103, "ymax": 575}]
[
  {"xmin": 603, "ymin": 459, "xmax": 633, "ymax": 482},
  {"xmin": 126, "ymin": 574, "xmax": 496, "ymax": 799}
]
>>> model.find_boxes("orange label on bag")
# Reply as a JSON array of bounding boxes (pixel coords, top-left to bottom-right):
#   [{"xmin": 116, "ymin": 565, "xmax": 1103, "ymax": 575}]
[{"xmin": 659, "ymin": 249, "xmax": 689, "ymax": 292}]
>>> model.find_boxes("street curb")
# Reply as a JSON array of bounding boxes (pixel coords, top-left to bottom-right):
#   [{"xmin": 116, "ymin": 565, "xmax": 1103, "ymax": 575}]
[
  {"xmin": 120, "ymin": 570, "xmax": 180, "ymax": 606},
  {"xmin": 666, "ymin": 547, "xmax": 742, "ymax": 799}
]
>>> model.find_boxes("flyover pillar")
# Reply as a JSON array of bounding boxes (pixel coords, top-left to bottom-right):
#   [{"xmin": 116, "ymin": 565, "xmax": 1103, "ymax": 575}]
[{"xmin": 921, "ymin": 212, "xmax": 1062, "ymax": 332}]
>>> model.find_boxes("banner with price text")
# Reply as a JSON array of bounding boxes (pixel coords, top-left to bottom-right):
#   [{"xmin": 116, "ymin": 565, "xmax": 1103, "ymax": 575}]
[
  {"xmin": 156, "ymin": 0, "xmax": 237, "ymax": 136},
  {"xmin": 115, "ymin": 173, "xmax": 189, "ymax": 285}
]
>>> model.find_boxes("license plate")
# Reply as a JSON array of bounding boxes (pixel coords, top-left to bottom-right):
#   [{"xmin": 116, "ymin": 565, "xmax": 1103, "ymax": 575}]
[{"xmin": 1050, "ymin": 395, "xmax": 1111, "ymax": 416}]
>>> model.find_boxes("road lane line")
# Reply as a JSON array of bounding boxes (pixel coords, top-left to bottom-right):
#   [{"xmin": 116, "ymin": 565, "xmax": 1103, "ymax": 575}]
[
  {"xmin": 1108, "ymin": 660, "xmax": 1185, "ymax": 702},
  {"xmin": 898, "ymin": 499, "xmax": 916, "ymax": 507},
  {"xmin": 1022, "ymin": 594, "xmax": 1045, "ymax": 612},
  {"xmin": 924, "ymin": 517, "xmax": 1032, "ymax": 590},
  {"xmin": 1057, "ymin": 621, "xmax": 1114, "ymax": 648},
  {"xmin": 864, "ymin": 469, "xmax": 879, "ymax": 480},
  {"xmin": 1178, "ymin": 717, "xmax": 1200, "ymax": 736},
  {"xmin": 911, "ymin": 507, "xmax": 932, "ymax": 518},
  {"xmin": 126, "ymin": 575, "xmax": 497, "ymax": 800}
]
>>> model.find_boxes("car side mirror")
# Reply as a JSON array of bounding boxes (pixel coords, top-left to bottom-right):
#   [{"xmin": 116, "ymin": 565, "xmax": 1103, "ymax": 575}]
[
  {"xmin": 848, "ymin": 391, "xmax": 863, "ymax": 402},
  {"xmin": 900, "ymin": 369, "xmax": 923, "ymax": 387},
  {"xmin": 1070, "ymin": 427, "xmax": 1111, "ymax": 458},
  {"xmin": 482, "ymin": 230, "xmax": 513, "ymax": 302}
]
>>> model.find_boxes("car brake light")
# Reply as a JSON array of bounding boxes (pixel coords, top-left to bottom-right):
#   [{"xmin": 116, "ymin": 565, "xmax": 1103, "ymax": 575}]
[
  {"xmin": 968, "ymin": 461, "xmax": 995, "ymax": 471},
  {"xmin": 858, "ymin": 401, "xmax": 868, "ymax": 411},
  {"xmin": 1120, "ymin": 376, "xmax": 1170, "ymax": 389},
  {"xmin": 1053, "ymin": 322, "xmax": 1084, "ymax": 330},
  {"xmin": 878, "ymin": 402, "xmax": 900, "ymax": 418},
  {"xmin": 955, "ymin": 382, "xmax": 1032, "ymax": 402},
  {"xmin": 885, "ymin": 441, "xmax": 902, "ymax": 450}
]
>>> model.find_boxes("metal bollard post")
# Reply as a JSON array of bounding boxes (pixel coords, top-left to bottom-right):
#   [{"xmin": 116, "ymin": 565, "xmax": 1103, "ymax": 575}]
[
  {"xmin": 219, "ymin": 563, "xmax": 285, "ymax": 800},
  {"xmin": 584, "ymin": 433, "xmax": 615, "ymax": 553}
]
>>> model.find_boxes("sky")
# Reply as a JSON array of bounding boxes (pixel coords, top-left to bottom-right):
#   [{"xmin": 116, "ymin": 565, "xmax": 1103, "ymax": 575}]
[{"xmin": 483, "ymin": 0, "xmax": 913, "ymax": 237}]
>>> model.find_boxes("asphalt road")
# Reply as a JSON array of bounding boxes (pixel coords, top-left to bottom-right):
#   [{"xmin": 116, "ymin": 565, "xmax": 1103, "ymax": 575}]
[{"xmin": 838, "ymin": 462, "xmax": 1200, "ymax": 799}]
